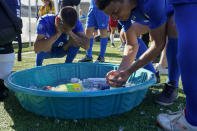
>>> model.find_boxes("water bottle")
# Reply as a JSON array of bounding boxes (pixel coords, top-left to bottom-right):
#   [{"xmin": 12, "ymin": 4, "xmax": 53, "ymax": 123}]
[
  {"xmin": 82, "ymin": 78, "xmax": 110, "ymax": 90},
  {"xmin": 46, "ymin": 83, "xmax": 83, "ymax": 92},
  {"xmin": 70, "ymin": 78, "xmax": 80, "ymax": 83}
]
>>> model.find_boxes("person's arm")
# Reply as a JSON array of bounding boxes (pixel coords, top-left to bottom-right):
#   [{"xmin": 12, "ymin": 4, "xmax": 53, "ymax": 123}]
[
  {"xmin": 127, "ymin": 23, "xmax": 166, "ymax": 74},
  {"xmin": 34, "ymin": 32, "xmax": 61, "ymax": 53},
  {"xmin": 107, "ymin": 23, "xmax": 166, "ymax": 87},
  {"xmin": 125, "ymin": 0, "xmax": 167, "ymax": 73},
  {"xmin": 118, "ymin": 25, "xmax": 139, "ymax": 71},
  {"xmin": 67, "ymin": 31, "xmax": 90, "ymax": 50}
]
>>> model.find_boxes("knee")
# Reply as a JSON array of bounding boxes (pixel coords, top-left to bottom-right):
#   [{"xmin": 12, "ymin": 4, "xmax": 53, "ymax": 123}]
[
  {"xmin": 99, "ymin": 29, "xmax": 108, "ymax": 38},
  {"xmin": 85, "ymin": 28, "xmax": 94, "ymax": 38}
]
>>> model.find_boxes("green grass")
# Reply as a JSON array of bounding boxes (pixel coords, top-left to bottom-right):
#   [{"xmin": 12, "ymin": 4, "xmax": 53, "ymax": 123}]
[{"xmin": 0, "ymin": 41, "xmax": 185, "ymax": 131}]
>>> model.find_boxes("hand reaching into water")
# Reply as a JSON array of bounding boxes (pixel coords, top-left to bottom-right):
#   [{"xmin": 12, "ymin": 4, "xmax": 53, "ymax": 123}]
[{"xmin": 106, "ymin": 70, "xmax": 130, "ymax": 87}]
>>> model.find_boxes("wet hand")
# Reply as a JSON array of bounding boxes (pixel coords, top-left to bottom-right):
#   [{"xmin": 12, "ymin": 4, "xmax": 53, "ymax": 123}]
[{"xmin": 106, "ymin": 70, "xmax": 130, "ymax": 87}]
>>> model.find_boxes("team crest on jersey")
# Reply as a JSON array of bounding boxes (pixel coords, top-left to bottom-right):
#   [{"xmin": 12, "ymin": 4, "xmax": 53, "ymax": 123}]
[{"xmin": 58, "ymin": 42, "xmax": 64, "ymax": 47}]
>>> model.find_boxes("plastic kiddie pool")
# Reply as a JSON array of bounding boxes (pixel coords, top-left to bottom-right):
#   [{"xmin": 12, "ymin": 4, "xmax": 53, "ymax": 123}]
[{"xmin": 5, "ymin": 63, "xmax": 156, "ymax": 119}]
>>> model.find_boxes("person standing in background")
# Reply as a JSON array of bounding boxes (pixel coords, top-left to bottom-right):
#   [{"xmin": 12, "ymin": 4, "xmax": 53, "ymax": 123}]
[
  {"xmin": 117, "ymin": 24, "xmax": 126, "ymax": 51},
  {"xmin": 109, "ymin": 16, "xmax": 118, "ymax": 48},
  {"xmin": 38, "ymin": 0, "xmax": 55, "ymax": 17},
  {"xmin": 78, "ymin": 0, "xmax": 109, "ymax": 63}
]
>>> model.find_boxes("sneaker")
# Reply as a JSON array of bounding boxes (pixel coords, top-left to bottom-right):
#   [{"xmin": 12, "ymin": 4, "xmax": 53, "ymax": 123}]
[
  {"xmin": 155, "ymin": 82, "xmax": 178, "ymax": 106},
  {"xmin": 155, "ymin": 63, "xmax": 168, "ymax": 75},
  {"xmin": 95, "ymin": 56, "xmax": 105, "ymax": 63},
  {"xmin": 0, "ymin": 79, "xmax": 9, "ymax": 101},
  {"xmin": 111, "ymin": 43, "xmax": 115, "ymax": 48},
  {"xmin": 78, "ymin": 56, "xmax": 93, "ymax": 62},
  {"xmin": 118, "ymin": 45, "xmax": 124, "ymax": 51},
  {"xmin": 156, "ymin": 111, "xmax": 197, "ymax": 131}
]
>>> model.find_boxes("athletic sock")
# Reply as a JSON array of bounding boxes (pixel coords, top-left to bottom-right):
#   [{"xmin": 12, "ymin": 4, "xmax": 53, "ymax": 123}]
[
  {"xmin": 100, "ymin": 37, "xmax": 108, "ymax": 57},
  {"xmin": 86, "ymin": 38, "xmax": 94, "ymax": 58}
]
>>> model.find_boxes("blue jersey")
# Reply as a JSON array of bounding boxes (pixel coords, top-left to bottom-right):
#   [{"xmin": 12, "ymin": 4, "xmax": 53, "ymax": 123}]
[
  {"xmin": 90, "ymin": 0, "xmax": 96, "ymax": 8},
  {"xmin": 36, "ymin": 14, "xmax": 83, "ymax": 49},
  {"xmin": 119, "ymin": 0, "xmax": 166, "ymax": 32},
  {"xmin": 168, "ymin": 0, "xmax": 197, "ymax": 4}
]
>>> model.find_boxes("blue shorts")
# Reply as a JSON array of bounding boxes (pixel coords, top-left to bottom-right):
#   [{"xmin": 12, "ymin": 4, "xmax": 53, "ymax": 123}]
[
  {"xmin": 36, "ymin": 46, "xmax": 80, "ymax": 66},
  {"xmin": 86, "ymin": 7, "xmax": 109, "ymax": 29},
  {"xmin": 36, "ymin": 47, "xmax": 66, "ymax": 66}
]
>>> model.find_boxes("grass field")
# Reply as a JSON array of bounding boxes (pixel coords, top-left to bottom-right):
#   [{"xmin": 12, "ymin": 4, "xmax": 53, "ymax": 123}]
[{"xmin": 0, "ymin": 42, "xmax": 185, "ymax": 131}]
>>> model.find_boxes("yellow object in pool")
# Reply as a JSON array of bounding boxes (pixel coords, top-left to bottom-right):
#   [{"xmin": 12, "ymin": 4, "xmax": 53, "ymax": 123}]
[
  {"xmin": 53, "ymin": 83, "xmax": 82, "ymax": 92},
  {"xmin": 66, "ymin": 83, "xmax": 82, "ymax": 92},
  {"xmin": 52, "ymin": 84, "xmax": 67, "ymax": 92}
]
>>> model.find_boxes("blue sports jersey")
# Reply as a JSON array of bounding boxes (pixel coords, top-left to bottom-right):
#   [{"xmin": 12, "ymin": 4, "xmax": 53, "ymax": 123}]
[
  {"xmin": 90, "ymin": 0, "xmax": 96, "ymax": 8},
  {"xmin": 119, "ymin": 0, "xmax": 167, "ymax": 32},
  {"xmin": 36, "ymin": 14, "xmax": 83, "ymax": 49},
  {"xmin": 168, "ymin": 0, "xmax": 197, "ymax": 4}
]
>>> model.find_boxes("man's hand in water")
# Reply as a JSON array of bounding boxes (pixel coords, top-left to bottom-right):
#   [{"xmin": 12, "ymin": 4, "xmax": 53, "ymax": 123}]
[{"xmin": 106, "ymin": 70, "xmax": 130, "ymax": 87}]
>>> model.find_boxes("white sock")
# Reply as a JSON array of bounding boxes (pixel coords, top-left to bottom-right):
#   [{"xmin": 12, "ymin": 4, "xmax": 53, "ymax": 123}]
[{"xmin": 110, "ymin": 34, "xmax": 114, "ymax": 44}]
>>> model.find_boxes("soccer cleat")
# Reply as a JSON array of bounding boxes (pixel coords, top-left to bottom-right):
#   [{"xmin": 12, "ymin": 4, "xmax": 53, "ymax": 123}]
[
  {"xmin": 78, "ymin": 55, "xmax": 93, "ymax": 62},
  {"xmin": 157, "ymin": 111, "xmax": 197, "ymax": 131},
  {"xmin": 95, "ymin": 56, "xmax": 105, "ymax": 63},
  {"xmin": 155, "ymin": 82, "xmax": 179, "ymax": 106},
  {"xmin": 118, "ymin": 45, "xmax": 124, "ymax": 51}
]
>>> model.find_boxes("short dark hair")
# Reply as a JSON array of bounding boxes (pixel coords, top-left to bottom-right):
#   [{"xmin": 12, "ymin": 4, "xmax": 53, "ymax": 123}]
[
  {"xmin": 59, "ymin": 0, "xmax": 81, "ymax": 7},
  {"xmin": 59, "ymin": 6, "xmax": 78, "ymax": 27},
  {"xmin": 95, "ymin": 0, "xmax": 123, "ymax": 10}
]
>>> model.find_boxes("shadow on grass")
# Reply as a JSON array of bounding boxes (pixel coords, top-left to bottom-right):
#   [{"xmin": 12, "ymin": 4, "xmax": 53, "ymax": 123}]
[
  {"xmin": 3, "ymin": 86, "xmax": 186, "ymax": 131},
  {"xmin": 13, "ymin": 42, "xmax": 33, "ymax": 49},
  {"xmin": 77, "ymin": 50, "xmax": 123, "ymax": 59}
]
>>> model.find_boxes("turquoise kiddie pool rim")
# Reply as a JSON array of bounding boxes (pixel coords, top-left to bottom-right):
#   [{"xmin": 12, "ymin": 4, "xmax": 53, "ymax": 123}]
[{"xmin": 5, "ymin": 63, "xmax": 156, "ymax": 97}]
